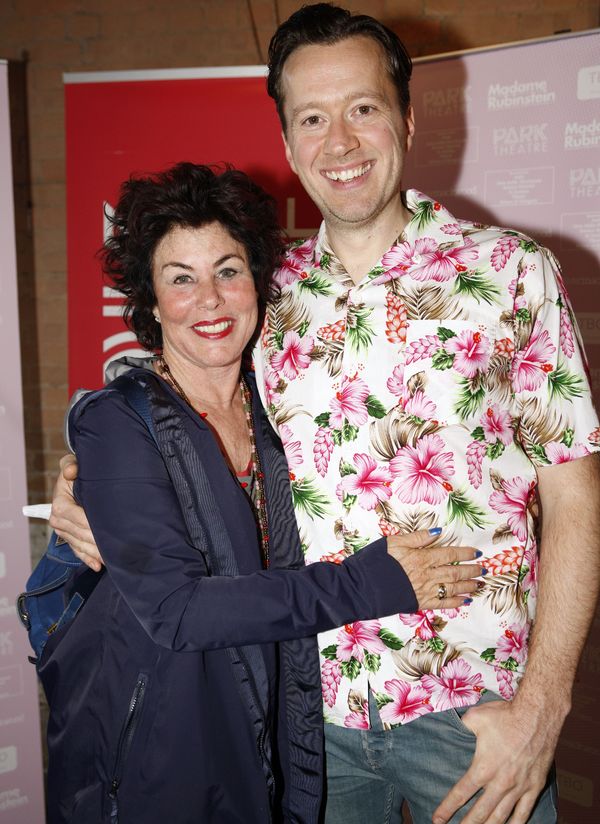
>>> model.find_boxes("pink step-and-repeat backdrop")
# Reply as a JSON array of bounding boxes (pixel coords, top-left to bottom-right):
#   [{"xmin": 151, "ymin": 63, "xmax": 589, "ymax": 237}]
[
  {"xmin": 63, "ymin": 29, "xmax": 599, "ymax": 821},
  {"xmin": 0, "ymin": 60, "xmax": 46, "ymax": 822}
]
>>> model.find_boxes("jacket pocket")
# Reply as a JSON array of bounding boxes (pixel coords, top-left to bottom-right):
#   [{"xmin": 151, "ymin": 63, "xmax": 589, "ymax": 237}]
[{"xmin": 108, "ymin": 673, "xmax": 148, "ymax": 819}]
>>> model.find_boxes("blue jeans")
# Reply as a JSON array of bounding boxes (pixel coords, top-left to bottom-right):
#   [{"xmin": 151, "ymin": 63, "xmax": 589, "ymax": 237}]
[{"xmin": 323, "ymin": 691, "xmax": 558, "ymax": 824}]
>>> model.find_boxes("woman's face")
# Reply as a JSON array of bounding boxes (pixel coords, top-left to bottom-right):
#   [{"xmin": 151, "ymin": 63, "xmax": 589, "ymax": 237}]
[{"xmin": 152, "ymin": 222, "xmax": 258, "ymax": 376}]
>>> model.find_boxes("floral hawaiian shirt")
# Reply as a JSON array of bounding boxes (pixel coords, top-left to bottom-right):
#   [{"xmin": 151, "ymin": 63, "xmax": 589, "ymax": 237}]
[{"xmin": 254, "ymin": 190, "xmax": 600, "ymax": 729}]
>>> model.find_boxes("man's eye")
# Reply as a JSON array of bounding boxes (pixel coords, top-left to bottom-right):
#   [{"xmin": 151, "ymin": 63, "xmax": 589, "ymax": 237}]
[
  {"xmin": 302, "ymin": 115, "xmax": 322, "ymax": 127},
  {"xmin": 357, "ymin": 105, "xmax": 374, "ymax": 116}
]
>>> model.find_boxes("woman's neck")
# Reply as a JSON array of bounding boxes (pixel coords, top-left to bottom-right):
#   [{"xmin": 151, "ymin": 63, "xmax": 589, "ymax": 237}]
[{"xmin": 157, "ymin": 351, "xmax": 243, "ymax": 412}]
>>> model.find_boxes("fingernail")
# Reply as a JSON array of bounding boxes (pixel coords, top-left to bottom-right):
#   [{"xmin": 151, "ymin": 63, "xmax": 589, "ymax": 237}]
[
  {"xmin": 463, "ymin": 598, "xmax": 473, "ymax": 605},
  {"xmin": 474, "ymin": 549, "xmax": 483, "ymax": 558},
  {"xmin": 477, "ymin": 580, "xmax": 486, "ymax": 590},
  {"xmin": 481, "ymin": 567, "xmax": 489, "ymax": 575},
  {"xmin": 428, "ymin": 527, "xmax": 442, "ymax": 535}
]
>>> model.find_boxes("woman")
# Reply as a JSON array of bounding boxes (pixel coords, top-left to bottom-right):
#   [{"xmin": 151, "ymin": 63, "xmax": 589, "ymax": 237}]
[{"xmin": 43, "ymin": 163, "xmax": 482, "ymax": 823}]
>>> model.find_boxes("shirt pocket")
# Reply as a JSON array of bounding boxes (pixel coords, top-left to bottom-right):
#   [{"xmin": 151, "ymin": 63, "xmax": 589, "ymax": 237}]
[{"xmin": 402, "ymin": 319, "xmax": 503, "ymax": 429}]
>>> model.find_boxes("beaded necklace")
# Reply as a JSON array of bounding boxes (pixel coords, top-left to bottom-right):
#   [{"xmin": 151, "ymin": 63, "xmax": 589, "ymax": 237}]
[{"xmin": 156, "ymin": 356, "xmax": 270, "ymax": 568}]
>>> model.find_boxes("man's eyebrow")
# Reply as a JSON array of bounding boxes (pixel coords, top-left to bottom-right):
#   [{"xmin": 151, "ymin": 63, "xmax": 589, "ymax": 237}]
[{"xmin": 290, "ymin": 91, "xmax": 388, "ymax": 120}]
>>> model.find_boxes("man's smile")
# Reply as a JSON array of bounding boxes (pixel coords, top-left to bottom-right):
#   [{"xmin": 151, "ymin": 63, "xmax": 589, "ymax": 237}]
[{"xmin": 322, "ymin": 161, "xmax": 373, "ymax": 182}]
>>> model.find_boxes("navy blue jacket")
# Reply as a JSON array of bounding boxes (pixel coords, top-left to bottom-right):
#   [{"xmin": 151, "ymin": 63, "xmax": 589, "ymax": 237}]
[{"xmin": 40, "ymin": 369, "xmax": 417, "ymax": 823}]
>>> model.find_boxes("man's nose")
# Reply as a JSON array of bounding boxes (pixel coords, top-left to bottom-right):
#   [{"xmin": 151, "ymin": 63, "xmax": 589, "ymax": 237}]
[{"xmin": 324, "ymin": 116, "xmax": 359, "ymax": 157}]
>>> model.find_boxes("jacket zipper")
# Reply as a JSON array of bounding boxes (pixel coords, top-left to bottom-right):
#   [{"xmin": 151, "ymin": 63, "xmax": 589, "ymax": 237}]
[
  {"xmin": 234, "ymin": 647, "xmax": 275, "ymax": 804},
  {"xmin": 108, "ymin": 674, "xmax": 148, "ymax": 802}
]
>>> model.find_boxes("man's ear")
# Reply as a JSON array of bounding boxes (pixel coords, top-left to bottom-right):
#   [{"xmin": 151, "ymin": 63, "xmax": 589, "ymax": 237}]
[
  {"xmin": 405, "ymin": 104, "xmax": 416, "ymax": 153},
  {"xmin": 282, "ymin": 130, "xmax": 298, "ymax": 175}
]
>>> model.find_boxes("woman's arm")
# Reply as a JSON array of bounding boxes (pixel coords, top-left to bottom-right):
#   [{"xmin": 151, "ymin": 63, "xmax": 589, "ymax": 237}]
[{"xmin": 66, "ymin": 390, "xmax": 482, "ymax": 652}]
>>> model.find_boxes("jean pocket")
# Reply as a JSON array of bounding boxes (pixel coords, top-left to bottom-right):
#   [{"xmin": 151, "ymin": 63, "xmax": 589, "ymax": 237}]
[{"xmin": 445, "ymin": 705, "xmax": 478, "ymax": 739}]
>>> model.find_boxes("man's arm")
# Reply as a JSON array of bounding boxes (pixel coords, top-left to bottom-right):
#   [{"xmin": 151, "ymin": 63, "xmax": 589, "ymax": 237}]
[
  {"xmin": 49, "ymin": 454, "xmax": 103, "ymax": 572},
  {"xmin": 433, "ymin": 451, "xmax": 600, "ymax": 824}
]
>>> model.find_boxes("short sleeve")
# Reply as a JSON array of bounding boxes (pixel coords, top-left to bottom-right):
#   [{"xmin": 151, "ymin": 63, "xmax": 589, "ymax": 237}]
[{"xmin": 511, "ymin": 244, "xmax": 600, "ymax": 466}]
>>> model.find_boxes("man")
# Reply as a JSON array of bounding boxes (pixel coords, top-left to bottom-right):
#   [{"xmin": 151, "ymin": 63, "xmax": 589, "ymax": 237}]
[{"xmin": 52, "ymin": 4, "xmax": 600, "ymax": 823}]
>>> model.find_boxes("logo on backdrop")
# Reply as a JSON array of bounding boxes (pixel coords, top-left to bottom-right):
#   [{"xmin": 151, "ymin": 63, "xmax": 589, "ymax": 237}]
[
  {"xmin": 487, "ymin": 79, "xmax": 556, "ymax": 110},
  {"xmin": 577, "ymin": 65, "xmax": 600, "ymax": 100},
  {"xmin": 422, "ymin": 86, "xmax": 471, "ymax": 117},
  {"xmin": 569, "ymin": 168, "xmax": 600, "ymax": 198},
  {"xmin": 492, "ymin": 123, "xmax": 548, "ymax": 156},
  {"xmin": 564, "ymin": 119, "xmax": 600, "ymax": 150}
]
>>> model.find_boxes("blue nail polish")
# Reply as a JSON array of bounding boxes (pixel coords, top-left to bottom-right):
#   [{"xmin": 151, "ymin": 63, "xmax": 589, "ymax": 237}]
[
  {"xmin": 428, "ymin": 527, "xmax": 442, "ymax": 535},
  {"xmin": 481, "ymin": 567, "xmax": 489, "ymax": 575},
  {"xmin": 474, "ymin": 550, "xmax": 483, "ymax": 558},
  {"xmin": 463, "ymin": 598, "xmax": 473, "ymax": 605}
]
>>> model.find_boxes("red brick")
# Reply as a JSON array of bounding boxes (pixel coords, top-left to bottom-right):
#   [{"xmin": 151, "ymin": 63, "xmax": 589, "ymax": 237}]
[{"xmin": 66, "ymin": 12, "xmax": 100, "ymax": 41}]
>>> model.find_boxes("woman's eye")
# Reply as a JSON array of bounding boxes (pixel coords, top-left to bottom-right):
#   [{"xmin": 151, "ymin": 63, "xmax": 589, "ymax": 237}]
[
  {"xmin": 173, "ymin": 273, "xmax": 192, "ymax": 284},
  {"xmin": 217, "ymin": 268, "xmax": 238, "ymax": 280}
]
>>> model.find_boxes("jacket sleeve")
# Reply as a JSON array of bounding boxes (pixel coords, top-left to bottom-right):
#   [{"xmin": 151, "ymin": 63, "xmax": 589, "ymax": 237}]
[{"xmin": 71, "ymin": 391, "xmax": 417, "ymax": 652}]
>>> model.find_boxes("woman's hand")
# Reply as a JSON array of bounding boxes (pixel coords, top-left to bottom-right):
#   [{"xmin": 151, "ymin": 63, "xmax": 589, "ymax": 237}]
[
  {"xmin": 49, "ymin": 454, "xmax": 104, "ymax": 572},
  {"xmin": 386, "ymin": 529, "xmax": 484, "ymax": 610}
]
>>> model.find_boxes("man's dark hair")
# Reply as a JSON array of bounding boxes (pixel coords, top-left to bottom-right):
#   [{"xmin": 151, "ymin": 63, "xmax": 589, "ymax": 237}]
[
  {"xmin": 267, "ymin": 3, "xmax": 412, "ymax": 131},
  {"xmin": 100, "ymin": 162, "xmax": 283, "ymax": 352}
]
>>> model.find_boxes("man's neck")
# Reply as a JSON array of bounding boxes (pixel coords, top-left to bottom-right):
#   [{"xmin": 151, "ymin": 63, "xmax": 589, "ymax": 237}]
[{"xmin": 325, "ymin": 196, "xmax": 413, "ymax": 285}]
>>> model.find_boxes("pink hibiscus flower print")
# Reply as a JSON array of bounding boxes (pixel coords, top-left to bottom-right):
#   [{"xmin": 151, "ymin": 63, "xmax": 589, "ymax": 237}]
[
  {"xmin": 344, "ymin": 711, "xmax": 369, "ymax": 729},
  {"xmin": 340, "ymin": 453, "xmax": 392, "ymax": 510},
  {"xmin": 545, "ymin": 441, "xmax": 589, "ymax": 464},
  {"xmin": 383, "ymin": 237, "xmax": 479, "ymax": 282},
  {"xmin": 329, "ymin": 374, "xmax": 370, "ymax": 428},
  {"xmin": 489, "ymin": 475, "xmax": 534, "ymax": 542},
  {"xmin": 380, "ymin": 680, "xmax": 434, "ymax": 725},
  {"xmin": 399, "ymin": 608, "xmax": 461, "ymax": 640},
  {"xmin": 263, "ymin": 367, "xmax": 282, "ymax": 406},
  {"xmin": 445, "ymin": 329, "xmax": 491, "ymax": 379},
  {"xmin": 404, "ymin": 390, "xmax": 438, "ymax": 421},
  {"xmin": 399, "ymin": 610, "xmax": 437, "ymax": 640},
  {"xmin": 279, "ymin": 424, "xmax": 303, "ymax": 472},
  {"xmin": 336, "ymin": 620, "xmax": 386, "ymax": 663},
  {"xmin": 521, "ymin": 542, "xmax": 538, "ymax": 595},
  {"xmin": 270, "ymin": 330, "xmax": 314, "ymax": 381},
  {"xmin": 386, "ymin": 364, "xmax": 404, "ymax": 397},
  {"xmin": 496, "ymin": 624, "xmax": 528, "ymax": 665},
  {"xmin": 390, "ymin": 434, "xmax": 455, "ymax": 505},
  {"xmin": 421, "ymin": 658, "xmax": 485, "ymax": 711},
  {"xmin": 511, "ymin": 321, "xmax": 556, "ymax": 393},
  {"xmin": 481, "ymin": 405, "xmax": 514, "ymax": 446},
  {"xmin": 275, "ymin": 237, "xmax": 316, "ymax": 286}
]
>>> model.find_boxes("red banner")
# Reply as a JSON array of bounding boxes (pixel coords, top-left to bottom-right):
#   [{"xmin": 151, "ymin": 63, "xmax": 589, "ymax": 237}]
[{"xmin": 65, "ymin": 70, "xmax": 321, "ymax": 393}]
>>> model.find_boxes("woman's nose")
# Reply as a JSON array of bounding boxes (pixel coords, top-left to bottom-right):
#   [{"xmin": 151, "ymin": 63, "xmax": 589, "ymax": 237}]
[{"xmin": 196, "ymin": 280, "xmax": 224, "ymax": 310}]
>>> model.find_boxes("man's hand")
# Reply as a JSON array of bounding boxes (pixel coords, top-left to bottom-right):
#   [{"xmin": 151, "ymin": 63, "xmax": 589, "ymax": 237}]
[
  {"xmin": 49, "ymin": 454, "xmax": 104, "ymax": 571},
  {"xmin": 435, "ymin": 452, "xmax": 600, "ymax": 823},
  {"xmin": 432, "ymin": 698, "xmax": 560, "ymax": 824}
]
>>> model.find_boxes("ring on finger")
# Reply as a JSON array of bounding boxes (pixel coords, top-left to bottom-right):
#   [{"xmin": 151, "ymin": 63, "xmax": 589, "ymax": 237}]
[{"xmin": 437, "ymin": 583, "xmax": 448, "ymax": 600}]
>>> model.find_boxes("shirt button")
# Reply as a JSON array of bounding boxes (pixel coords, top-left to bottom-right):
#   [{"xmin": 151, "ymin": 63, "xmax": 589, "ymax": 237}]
[{"xmin": 413, "ymin": 253, "xmax": 422, "ymax": 264}]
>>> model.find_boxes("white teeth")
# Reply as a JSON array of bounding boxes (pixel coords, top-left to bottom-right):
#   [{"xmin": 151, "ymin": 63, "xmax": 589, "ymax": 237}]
[
  {"xmin": 324, "ymin": 162, "xmax": 372, "ymax": 182},
  {"xmin": 194, "ymin": 321, "xmax": 231, "ymax": 334}
]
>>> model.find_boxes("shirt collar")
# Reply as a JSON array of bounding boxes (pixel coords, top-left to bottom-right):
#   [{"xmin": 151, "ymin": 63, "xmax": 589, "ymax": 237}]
[{"xmin": 311, "ymin": 190, "xmax": 466, "ymax": 285}]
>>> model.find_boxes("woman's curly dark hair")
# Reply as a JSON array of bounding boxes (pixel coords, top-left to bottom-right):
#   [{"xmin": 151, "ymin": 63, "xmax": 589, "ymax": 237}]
[{"xmin": 100, "ymin": 162, "xmax": 284, "ymax": 351}]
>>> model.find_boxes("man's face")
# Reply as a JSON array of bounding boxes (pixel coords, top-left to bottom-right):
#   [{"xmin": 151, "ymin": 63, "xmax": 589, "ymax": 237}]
[{"xmin": 280, "ymin": 36, "xmax": 414, "ymax": 232}]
